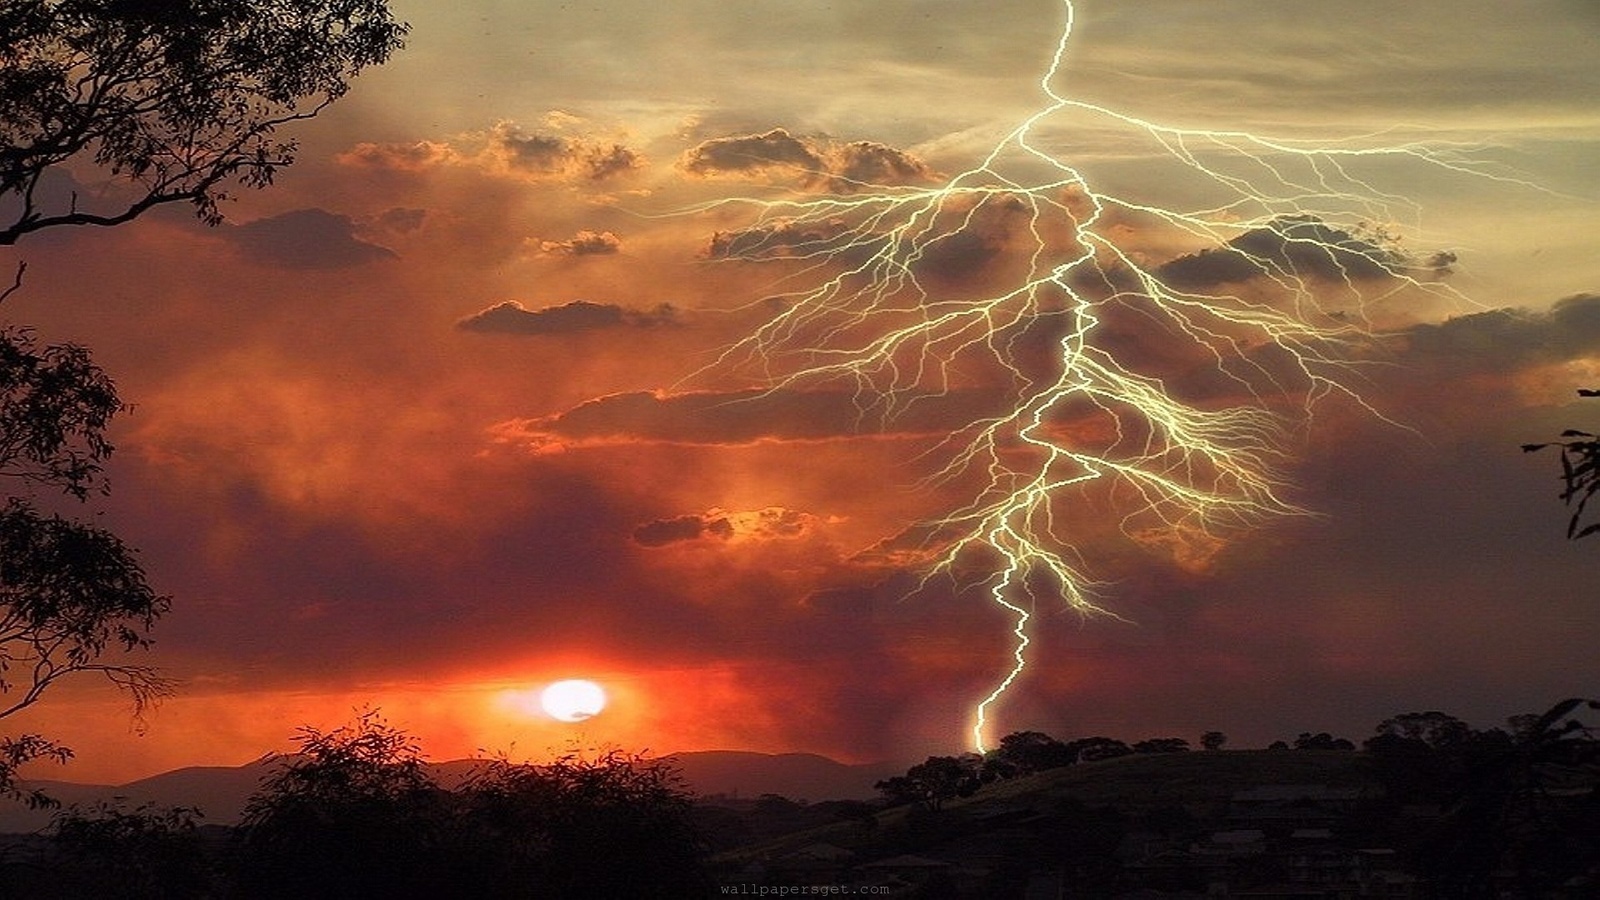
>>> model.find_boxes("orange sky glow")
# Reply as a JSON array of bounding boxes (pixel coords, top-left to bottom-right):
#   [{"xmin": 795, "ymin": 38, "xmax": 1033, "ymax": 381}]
[{"xmin": 5, "ymin": 0, "xmax": 1600, "ymax": 784}]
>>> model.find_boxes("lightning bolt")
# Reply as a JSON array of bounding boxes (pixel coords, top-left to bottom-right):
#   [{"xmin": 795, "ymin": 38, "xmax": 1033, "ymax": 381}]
[{"xmin": 671, "ymin": 0, "xmax": 1514, "ymax": 752}]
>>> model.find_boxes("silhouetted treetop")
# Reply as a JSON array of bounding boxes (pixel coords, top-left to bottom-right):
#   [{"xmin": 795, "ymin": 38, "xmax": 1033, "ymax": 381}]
[{"xmin": 0, "ymin": 0, "xmax": 407, "ymax": 244}]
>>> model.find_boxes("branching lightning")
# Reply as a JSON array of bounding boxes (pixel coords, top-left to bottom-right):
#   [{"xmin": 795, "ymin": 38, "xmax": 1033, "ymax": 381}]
[{"xmin": 675, "ymin": 0, "xmax": 1515, "ymax": 751}]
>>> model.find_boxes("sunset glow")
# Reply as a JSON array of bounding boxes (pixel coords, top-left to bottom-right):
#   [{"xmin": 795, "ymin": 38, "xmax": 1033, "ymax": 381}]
[
  {"xmin": 538, "ymin": 680, "xmax": 607, "ymax": 723},
  {"xmin": 3, "ymin": 0, "xmax": 1596, "ymax": 784}
]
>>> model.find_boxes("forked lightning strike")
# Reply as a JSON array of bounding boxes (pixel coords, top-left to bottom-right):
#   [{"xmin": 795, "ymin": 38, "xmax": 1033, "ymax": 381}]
[{"xmin": 680, "ymin": 0, "xmax": 1510, "ymax": 751}]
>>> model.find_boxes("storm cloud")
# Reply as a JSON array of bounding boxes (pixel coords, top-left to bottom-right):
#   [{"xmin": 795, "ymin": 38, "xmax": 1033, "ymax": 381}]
[
  {"xmin": 499, "ymin": 386, "xmax": 1009, "ymax": 449},
  {"xmin": 681, "ymin": 128, "xmax": 936, "ymax": 192},
  {"xmin": 223, "ymin": 208, "xmax": 396, "ymax": 270}
]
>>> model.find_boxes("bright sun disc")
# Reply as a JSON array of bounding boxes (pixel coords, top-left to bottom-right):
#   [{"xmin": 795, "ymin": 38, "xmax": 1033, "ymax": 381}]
[{"xmin": 539, "ymin": 679, "xmax": 606, "ymax": 722}]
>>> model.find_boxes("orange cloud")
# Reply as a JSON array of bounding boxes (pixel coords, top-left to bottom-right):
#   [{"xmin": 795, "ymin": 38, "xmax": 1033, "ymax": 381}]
[
  {"xmin": 338, "ymin": 120, "xmax": 646, "ymax": 185},
  {"xmin": 632, "ymin": 506, "xmax": 836, "ymax": 547},
  {"xmin": 534, "ymin": 229, "xmax": 623, "ymax": 255},
  {"xmin": 491, "ymin": 387, "xmax": 1010, "ymax": 452}
]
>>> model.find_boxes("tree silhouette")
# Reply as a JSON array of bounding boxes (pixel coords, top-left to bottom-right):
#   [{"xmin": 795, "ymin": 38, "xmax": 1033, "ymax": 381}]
[
  {"xmin": 990, "ymin": 730, "xmax": 1075, "ymax": 775},
  {"xmin": 236, "ymin": 713, "xmax": 711, "ymax": 899},
  {"xmin": 1371, "ymin": 710, "xmax": 1474, "ymax": 750},
  {"xmin": 45, "ymin": 802, "xmax": 216, "ymax": 899},
  {"xmin": 1420, "ymin": 698, "xmax": 1600, "ymax": 895},
  {"xmin": 1363, "ymin": 711, "xmax": 1510, "ymax": 817},
  {"xmin": 875, "ymin": 755, "xmax": 982, "ymax": 811},
  {"xmin": 1067, "ymin": 736, "xmax": 1133, "ymax": 762},
  {"xmin": 1523, "ymin": 388, "xmax": 1600, "ymax": 539},
  {"xmin": 1200, "ymin": 730, "xmax": 1227, "ymax": 751},
  {"xmin": 233, "ymin": 711, "xmax": 451, "ymax": 898},
  {"xmin": 0, "ymin": 0, "xmax": 408, "ymax": 244},
  {"xmin": 1, "ymin": 326, "xmax": 170, "ymax": 795},
  {"xmin": 1, "ymin": 0, "xmax": 405, "ymax": 801},
  {"xmin": 455, "ymin": 751, "xmax": 713, "ymax": 899},
  {"xmin": 1292, "ymin": 731, "xmax": 1355, "ymax": 751}
]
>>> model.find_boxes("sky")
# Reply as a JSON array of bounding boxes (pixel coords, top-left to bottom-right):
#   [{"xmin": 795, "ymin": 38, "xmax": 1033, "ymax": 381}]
[{"xmin": 4, "ymin": 0, "xmax": 1599, "ymax": 785}]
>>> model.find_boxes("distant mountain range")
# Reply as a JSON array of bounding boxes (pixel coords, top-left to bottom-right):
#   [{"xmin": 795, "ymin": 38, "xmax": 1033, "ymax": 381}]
[{"xmin": 0, "ymin": 751, "xmax": 900, "ymax": 834}]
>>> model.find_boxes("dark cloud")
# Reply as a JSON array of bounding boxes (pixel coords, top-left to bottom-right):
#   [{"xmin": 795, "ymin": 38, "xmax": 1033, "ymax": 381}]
[
  {"xmin": 702, "ymin": 192, "xmax": 1023, "ymax": 282},
  {"xmin": 633, "ymin": 514, "xmax": 723, "ymax": 547},
  {"xmin": 1156, "ymin": 217, "xmax": 1449, "ymax": 290},
  {"xmin": 224, "ymin": 208, "xmax": 397, "ymax": 270},
  {"xmin": 908, "ymin": 195, "xmax": 1033, "ymax": 285},
  {"xmin": 704, "ymin": 218, "xmax": 857, "ymax": 259},
  {"xmin": 681, "ymin": 128, "xmax": 937, "ymax": 192},
  {"xmin": 456, "ymin": 300, "xmax": 678, "ymax": 336},
  {"xmin": 374, "ymin": 207, "xmax": 427, "ymax": 234},
  {"xmin": 682, "ymin": 128, "xmax": 824, "ymax": 176},
  {"xmin": 632, "ymin": 508, "xmax": 834, "ymax": 548},
  {"xmin": 494, "ymin": 129, "xmax": 569, "ymax": 171},
  {"xmin": 581, "ymin": 144, "xmax": 644, "ymax": 181},
  {"xmin": 1397, "ymin": 292, "xmax": 1600, "ymax": 373},
  {"xmin": 488, "ymin": 122, "xmax": 644, "ymax": 181},
  {"xmin": 538, "ymin": 230, "xmax": 623, "ymax": 255},
  {"xmin": 833, "ymin": 140, "xmax": 937, "ymax": 188},
  {"xmin": 500, "ymin": 386, "xmax": 1008, "ymax": 449}
]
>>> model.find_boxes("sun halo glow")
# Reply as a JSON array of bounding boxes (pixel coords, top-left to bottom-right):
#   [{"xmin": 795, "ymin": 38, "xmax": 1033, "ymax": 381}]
[{"xmin": 539, "ymin": 679, "xmax": 607, "ymax": 723}]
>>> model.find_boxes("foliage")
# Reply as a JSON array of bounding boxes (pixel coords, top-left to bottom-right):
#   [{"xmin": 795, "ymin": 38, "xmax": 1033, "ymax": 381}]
[
  {"xmin": 1523, "ymin": 388, "xmax": 1600, "ymax": 539},
  {"xmin": 875, "ymin": 755, "xmax": 982, "ymax": 812},
  {"xmin": 0, "ymin": 497, "xmax": 170, "ymax": 716},
  {"xmin": 47, "ymin": 802, "xmax": 216, "ymax": 899},
  {"xmin": 991, "ymin": 730, "xmax": 1075, "ymax": 774},
  {"xmin": 0, "ymin": 0, "xmax": 408, "ymax": 244},
  {"xmin": 0, "ymin": 325, "xmax": 170, "ymax": 793},
  {"xmin": 1399, "ymin": 698, "xmax": 1600, "ymax": 895},
  {"xmin": 233, "ymin": 711, "xmax": 449, "ymax": 898},
  {"xmin": 0, "ymin": 324, "xmax": 119, "ymax": 498},
  {"xmin": 1292, "ymin": 731, "xmax": 1355, "ymax": 751},
  {"xmin": 235, "ymin": 712, "xmax": 711, "ymax": 899},
  {"xmin": 1, "ymin": 0, "xmax": 404, "ymax": 815},
  {"xmin": 1200, "ymin": 730, "xmax": 1228, "ymax": 751},
  {"xmin": 1067, "ymin": 736, "xmax": 1133, "ymax": 762},
  {"xmin": 0, "ymin": 732, "xmax": 71, "ymax": 807},
  {"xmin": 456, "ymin": 750, "xmax": 713, "ymax": 899},
  {"xmin": 1371, "ymin": 710, "xmax": 1474, "ymax": 750}
]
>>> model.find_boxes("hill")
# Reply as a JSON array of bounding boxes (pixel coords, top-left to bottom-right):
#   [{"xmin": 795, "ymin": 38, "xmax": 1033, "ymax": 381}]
[
  {"xmin": 709, "ymin": 750, "xmax": 1391, "ymax": 896},
  {"xmin": 660, "ymin": 750, "xmax": 899, "ymax": 802},
  {"xmin": 0, "ymin": 749, "xmax": 895, "ymax": 834},
  {"xmin": 716, "ymin": 749, "xmax": 1376, "ymax": 864}
]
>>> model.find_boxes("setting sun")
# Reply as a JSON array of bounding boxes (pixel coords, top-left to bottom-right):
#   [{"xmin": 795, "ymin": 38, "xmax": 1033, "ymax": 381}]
[{"xmin": 539, "ymin": 679, "xmax": 607, "ymax": 723}]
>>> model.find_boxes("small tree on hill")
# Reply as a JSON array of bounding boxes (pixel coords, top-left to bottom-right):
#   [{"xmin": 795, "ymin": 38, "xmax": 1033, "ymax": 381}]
[
  {"xmin": 456, "ymin": 751, "xmax": 712, "ymax": 899},
  {"xmin": 1068, "ymin": 736, "xmax": 1133, "ymax": 762},
  {"xmin": 1294, "ymin": 732, "xmax": 1355, "ymax": 751},
  {"xmin": 234, "ymin": 711, "xmax": 450, "ymax": 898},
  {"xmin": 875, "ymin": 755, "xmax": 982, "ymax": 812},
  {"xmin": 991, "ymin": 730, "xmax": 1075, "ymax": 775}
]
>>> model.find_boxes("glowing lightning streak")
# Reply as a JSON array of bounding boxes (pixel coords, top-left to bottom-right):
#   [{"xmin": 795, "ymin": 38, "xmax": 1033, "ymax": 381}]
[{"xmin": 670, "ymin": 0, "xmax": 1520, "ymax": 752}]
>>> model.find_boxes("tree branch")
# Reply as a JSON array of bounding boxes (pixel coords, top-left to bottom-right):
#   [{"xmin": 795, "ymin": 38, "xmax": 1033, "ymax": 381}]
[{"xmin": 0, "ymin": 261, "xmax": 24, "ymax": 305}]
